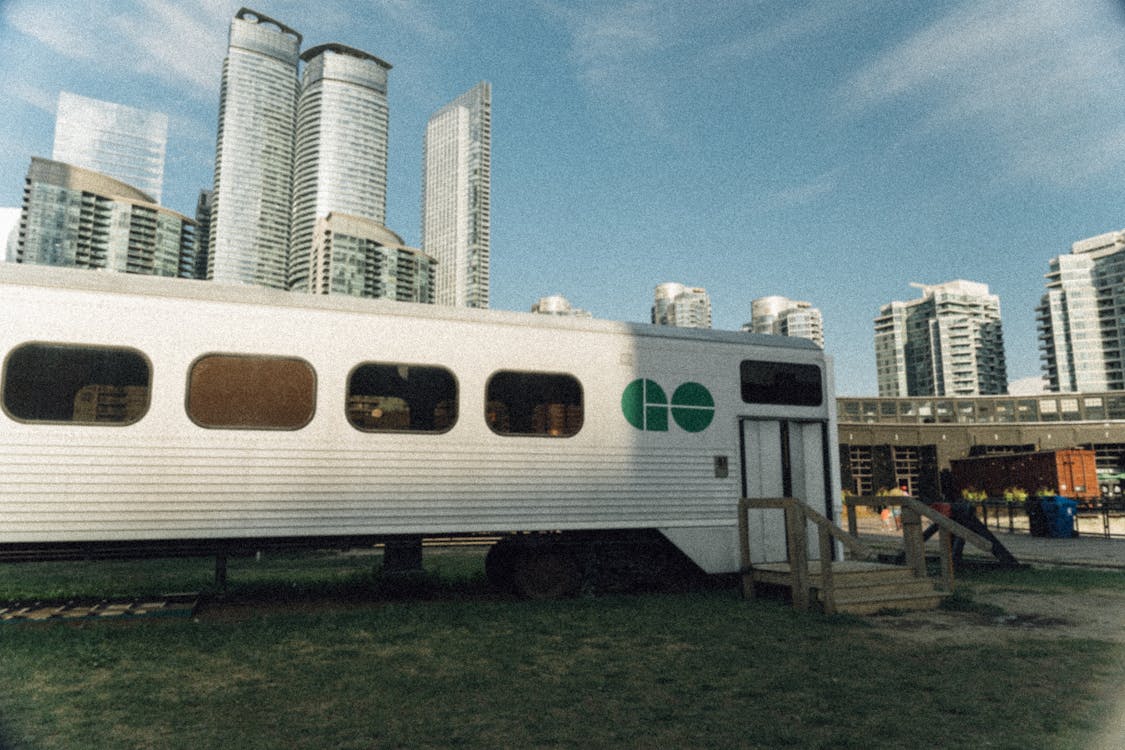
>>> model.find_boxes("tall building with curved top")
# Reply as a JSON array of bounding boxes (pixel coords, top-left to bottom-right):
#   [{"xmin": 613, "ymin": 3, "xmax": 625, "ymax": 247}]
[
  {"xmin": 208, "ymin": 8, "xmax": 301, "ymax": 289},
  {"xmin": 289, "ymin": 44, "xmax": 391, "ymax": 292},
  {"xmin": 311, "ymin": 212, "xmax": 434, "ymax": 302},
  {"xmin": 18, "ymin": 157, "xmax": 195, "ymax": 277},
  {"xmin": 422, "ymin": 82, "xmax": 491, "ymax": 308}
]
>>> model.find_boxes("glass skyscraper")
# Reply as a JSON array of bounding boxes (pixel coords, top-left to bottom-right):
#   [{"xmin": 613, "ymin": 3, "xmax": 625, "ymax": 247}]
[
  {"xmin": 1037, "ymin": 230, "xmax": 1125, "ymax": 392},
  {"xmin": 208, "ymin": 8, "xmax": 301, "ymax": 289},
  {"xmin": 52, "ymin": 91, "xmax": 168, "ymax": 205},
  {"xmin": 422, "ymin": 82, "xmax": 491, "ymax": 308},
  {"xmin": 290, "ymin": 43, "xmax": 392, "ymax": 293},
  {"xmin": 875, "ymin": 280, "xmax": 1008, "ymax": 397}
]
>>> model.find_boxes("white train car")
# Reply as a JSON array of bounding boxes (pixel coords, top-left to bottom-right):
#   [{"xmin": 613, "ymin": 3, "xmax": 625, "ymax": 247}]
[{"xmin": 0, "ymin": 264, "xmax": 840, "ymax": 595}]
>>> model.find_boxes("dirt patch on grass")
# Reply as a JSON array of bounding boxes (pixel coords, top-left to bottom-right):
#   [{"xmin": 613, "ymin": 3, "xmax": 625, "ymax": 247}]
[{"xmin": 868, "ymin": 582, "xmax": 1125, "ymax": 645}]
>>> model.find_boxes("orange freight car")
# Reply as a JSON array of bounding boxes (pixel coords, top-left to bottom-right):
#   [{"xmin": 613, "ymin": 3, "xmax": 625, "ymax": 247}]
[{"xmin": 949, "ymin": 449, "xmax": 1100, "ymax": 501}]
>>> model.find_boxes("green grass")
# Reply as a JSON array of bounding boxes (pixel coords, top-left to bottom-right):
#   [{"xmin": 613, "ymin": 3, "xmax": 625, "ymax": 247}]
[
  {"xmin": 956, "ymin": 563, "xmax": 1125, "ymax": 592},
  {"xmin": 0, "ymin": 552, "xmax": 1122, "ymax": 749}
]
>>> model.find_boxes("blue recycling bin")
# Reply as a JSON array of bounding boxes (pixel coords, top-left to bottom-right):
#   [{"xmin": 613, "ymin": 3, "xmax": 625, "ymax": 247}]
[
  {"xmin": 1027, "ymin": 497, "xmax": 1049, "ymax": 537},
  {"xmin": 1041, "ymin": 496, "xmax": 1077, "ymax": 538}
]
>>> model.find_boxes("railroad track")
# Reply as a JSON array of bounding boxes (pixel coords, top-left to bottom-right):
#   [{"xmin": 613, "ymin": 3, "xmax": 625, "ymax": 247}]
[{"xmin": 0, "ymin": 593, "xmax": 198, "ymax": 623}]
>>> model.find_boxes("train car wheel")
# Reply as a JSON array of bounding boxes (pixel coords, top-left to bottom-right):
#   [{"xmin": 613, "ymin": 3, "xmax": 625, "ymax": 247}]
[
  {"xmin": 485, "ymin": 540, "xmax": 518, "ymax": 594},
  {"xmin": 509, "ymin": 548, "xmax": 581, "ymax": 599}
]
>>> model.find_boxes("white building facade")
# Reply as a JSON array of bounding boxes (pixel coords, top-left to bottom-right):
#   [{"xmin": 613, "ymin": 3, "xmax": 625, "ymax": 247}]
[
  {"xmin": 289, "ymin": 44, "xmax": 392, "ymax": 293},
  {"xmin": 208, "ymin": 8, "xmax": 301, "ymax": 289},
  {"xmin": 745, "ymin": 295, "xmax": 824, "ymax": 347},
  {"xmin": 874, "ymin": 280, "xmax": 1008, "ymax": 398},
  {"xmin": 1037, "ymin": 230, "xmax": 1125, "ymax": 392},
  {"xmin": 531, "ymin": 295, "xmax": 591, "ymax": 318},
  {"xmin": 652, "ymin": 282, "xmax": 712, "ymax": 329},
  {"xmin": 421, "ymin": 82, "xmax": 491, "ymax": 308},
  {"xmin": 52, "ymin": 91, "xmax": 168, "ymax": 205}
]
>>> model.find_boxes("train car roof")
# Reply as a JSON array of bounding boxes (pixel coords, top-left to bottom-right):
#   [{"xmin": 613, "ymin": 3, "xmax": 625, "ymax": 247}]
[{"xmin": 0, "ymin": 264, "xmax": 820, "ymax": 351}]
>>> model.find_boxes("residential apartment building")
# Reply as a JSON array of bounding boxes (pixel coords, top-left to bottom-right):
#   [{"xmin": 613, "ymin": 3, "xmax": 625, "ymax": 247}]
[
  {"xmin": 421, "ymin": 82, "xmax": 491, "ymax": 308},
  {"xmin": 531, "ymin": 295, "xmax": 591, "ymax": 318},
  {"xmin": 744, "ymin": 295, "xmax": 824, "ymax": 347},
  {"xmin": 652, "ymin": 282, "xmax": 712, "ymax": 329},
  {"xmin": 17, "ymin": 157, "xmax": 195, "ymax": 277},
  {"xmin": 186, "ymin": 190, "xmax": 213, "ymax": 280},
  {"xmin": 52, "ymin": 91, "xmax": 168, "ymax": 205},
  {"xmin": 874, "ymin": 280, "xmax": 1007, "ymax": 397},
  {"xmin": 1037, "ymin": 230, "xmax": 1125, "ymax": 392},
  {"xmin": 311, "ymin": 212, "xmax": 434, "ymax": 302},
  {"xmin": 208, "ymin": 8, "xmax": 301, "ymax": 289},
  {"xmin": 289, "ymin": 44, "xmax": 392, "ymax": 293}
]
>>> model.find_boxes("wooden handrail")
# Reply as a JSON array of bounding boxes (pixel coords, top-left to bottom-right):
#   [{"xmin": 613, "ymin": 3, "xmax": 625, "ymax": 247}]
[
  {"xmin": 842, "ymin": 495, "xmax": 994, "ymax": 591},
  {"xmin": 739, "ymin": 497, "xmax": 875, "ymax": 614},
  {"xmin": 842, "ymin": 495, "xmax": 990, "ymax": 550},
  {"xmin": 740, "ymin": 494, "xmax": 983, "ymax": 613}
]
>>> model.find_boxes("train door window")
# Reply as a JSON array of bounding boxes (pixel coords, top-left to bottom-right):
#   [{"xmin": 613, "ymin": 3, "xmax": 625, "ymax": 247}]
[
  {"xmin": 2, "ymin": 342, "xmax": 150, "ymax": 424},
  {"xmin": 740, "ymin": 360, "xmax": 823, "ymax": 406},
  {"xmin": 486, "ymin": 371, "xmax": 583, "ymax": 437},
  {"xmin": 347, "ymin": 363, "xmax": 457, "ymax": 433},
  {"xmin": 187, "ymin": 355, "xmax": 315, "ymax": 430}
]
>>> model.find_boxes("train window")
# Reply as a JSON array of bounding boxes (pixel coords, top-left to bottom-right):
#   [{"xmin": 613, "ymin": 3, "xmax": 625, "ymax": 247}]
[
  {"xmin": 486, "ymin": 371, "xmax": 583, "ymax": 437},
  {"xmin": 187, "ymin": 355, "xmax": 315, "ymax": 430},
  {"xmin": 347, "ymin": 363, "xmax": 457, "ymax": 433},
  {"xmin": 2, "ymin": 343, "xmax": 150, "ymax": 424},
  {"xmin": 740, "ymin": 360, "xmax": 823, "ymax": 406}
]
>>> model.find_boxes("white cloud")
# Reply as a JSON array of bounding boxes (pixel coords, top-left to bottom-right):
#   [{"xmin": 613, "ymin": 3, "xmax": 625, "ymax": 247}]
[
  {"xmin": 567, "ymin": 2, "xmax": 661, "ymax": 85},
  {"xmin": 112, "ymin": 0, "xmax": 232, "ymax": 94},
  {"xmin": 543, "ymin": 1, "xmax": 709, "ymax": 132},
  {"xmin": 837, "ymin": 0, "xmax": 1125, "ymax": 184},
  {"xmin": 4, "ymin": 0, "xmax": 234, "ymax": 101},
  {"xmin": 767, "ymin": 168, "xmax": 842, "ymax": 210},
  {"xmin": 711, "ymin": 0, "xmax": 873, "ymax": 61},
  {"xmin": 372, "ymin": 0, "xmax": 455, "ymax": 46},
  {"xmin": 1, "ymin": 80, "xmax": 58, "ymax": 115}
]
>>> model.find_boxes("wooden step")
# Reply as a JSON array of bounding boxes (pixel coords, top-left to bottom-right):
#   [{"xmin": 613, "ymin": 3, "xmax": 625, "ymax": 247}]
[
  {"xmin": 827, "ymin": 590, "xmax": 951, "ymax": 616},
  {"xmin": 747, "ymin": 560, "xmax": 949, "ymax": 614},
  {"xmin": 825, "ymin": 578, "xmax": 938, "ymax": 600}
]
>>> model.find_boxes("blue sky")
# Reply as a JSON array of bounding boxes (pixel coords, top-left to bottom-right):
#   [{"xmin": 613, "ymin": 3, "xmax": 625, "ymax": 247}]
[{"xmin": 3, "ymin": 0, "xmax": 1125, "ymax": 396}]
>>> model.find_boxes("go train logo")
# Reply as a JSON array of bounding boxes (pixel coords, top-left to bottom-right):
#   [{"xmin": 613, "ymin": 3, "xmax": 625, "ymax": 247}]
[{"xmin": 621, "ymin": 379, "xmax": 715, "ymax": 433}]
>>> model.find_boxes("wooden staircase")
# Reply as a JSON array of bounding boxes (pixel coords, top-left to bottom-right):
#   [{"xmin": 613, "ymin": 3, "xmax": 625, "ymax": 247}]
[
  {"xmin": 749, "ymin": 560, "xmax": 949, "ymax": 615},
  {"xmin": 739, "ymin": 496, "xmax": 993, "ymax": 615}
]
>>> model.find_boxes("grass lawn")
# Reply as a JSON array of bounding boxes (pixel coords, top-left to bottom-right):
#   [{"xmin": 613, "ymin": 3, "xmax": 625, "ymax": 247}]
[{"xmin": 0, "ymin": 550, "xmax": 1121, "ymax": 749}]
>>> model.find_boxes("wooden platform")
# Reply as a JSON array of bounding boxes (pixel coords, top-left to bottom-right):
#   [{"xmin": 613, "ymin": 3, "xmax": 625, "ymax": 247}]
[{"xmin": 748, "ymin": 560, "xmax": 949, "ymax": 615}]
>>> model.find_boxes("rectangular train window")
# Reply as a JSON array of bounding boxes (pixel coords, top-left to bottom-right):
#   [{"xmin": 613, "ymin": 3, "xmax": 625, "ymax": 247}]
[
  {"xmin": 2, "ymin": 343, "xmax": 150, "ymax": 424},
  {"xmin": 188, "ymin": 354, "xmax": 315, "ymax": 430},
  {"xmin": 347, "ymin": 363, "xmax": 457, "ymax": 432},
  {"xmin": 740, "ymin": 360, "xmax": 822, "ymax": 406},
  {"xmin": 486, "ymin": 371, "xmax": 583, "ymax": 437}
]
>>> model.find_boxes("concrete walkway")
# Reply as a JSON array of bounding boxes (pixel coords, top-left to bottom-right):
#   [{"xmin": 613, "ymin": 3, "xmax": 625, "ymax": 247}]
[{"xmin": 851, "ymin": 516, "xmax": 1125, "ymax": 570}]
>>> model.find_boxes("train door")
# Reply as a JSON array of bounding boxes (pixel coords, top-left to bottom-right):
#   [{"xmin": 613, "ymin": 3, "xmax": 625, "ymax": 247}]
[{"xmin": 740, "ymin": 419, "xmax": 831, "ymax": 564}]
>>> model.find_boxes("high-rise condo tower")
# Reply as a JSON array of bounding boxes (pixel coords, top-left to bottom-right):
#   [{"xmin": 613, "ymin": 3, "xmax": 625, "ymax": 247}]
[
  {"xmin": 208, "ymin": 8, "xmax": 301, "ymax": 289},
  {"xmin": 421, "ymin": 82, "xmax": 491, "ymax": 308}
]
